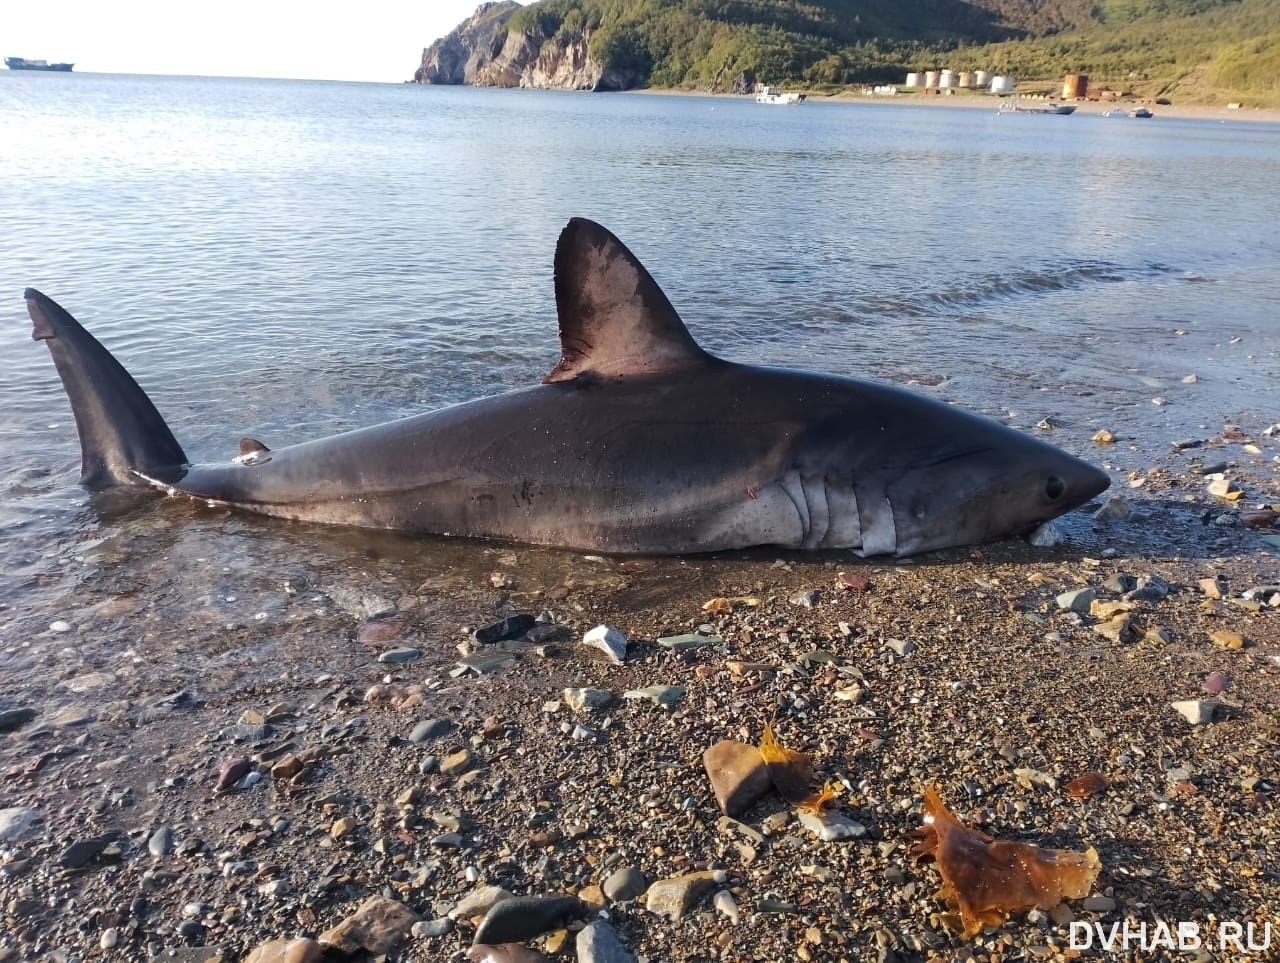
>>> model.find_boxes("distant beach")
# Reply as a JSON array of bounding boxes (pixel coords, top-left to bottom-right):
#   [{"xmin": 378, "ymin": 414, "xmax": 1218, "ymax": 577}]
[{"xmin": 629, "ymin": 85, "xmax": 1280, "ymax": 124}]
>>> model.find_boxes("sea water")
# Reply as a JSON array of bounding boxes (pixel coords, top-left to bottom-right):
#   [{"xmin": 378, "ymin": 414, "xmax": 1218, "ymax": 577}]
[{"xmin": 1, "ymin": 72, "xmax": 1277, "ymax": 704}]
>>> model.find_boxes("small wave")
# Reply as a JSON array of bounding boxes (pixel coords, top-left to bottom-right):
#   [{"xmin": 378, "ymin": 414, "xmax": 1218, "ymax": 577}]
[{"xmin": 915, "ymin": 260, "xmax": 1170, "ymax": 311}]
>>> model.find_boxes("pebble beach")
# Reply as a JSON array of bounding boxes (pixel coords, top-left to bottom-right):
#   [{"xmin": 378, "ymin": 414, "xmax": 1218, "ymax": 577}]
[{"xmin": 1, "ymin": 415, "xmax": 1277, "ymax": 963}]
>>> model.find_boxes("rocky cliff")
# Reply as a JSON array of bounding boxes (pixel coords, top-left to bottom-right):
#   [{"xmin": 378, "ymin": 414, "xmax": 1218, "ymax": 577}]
[{"xmin": 414, "ymin": 2, "xmax": 645, "ymax": 91}]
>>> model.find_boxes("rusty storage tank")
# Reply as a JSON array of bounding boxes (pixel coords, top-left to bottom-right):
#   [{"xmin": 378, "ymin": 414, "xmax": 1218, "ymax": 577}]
[
  {"xmin": 1062, "ymin": 73, "xmax": 1088, "ymax": 99},
  {"xmin": 924, "ymin": 70, "xmax": 940, "ymax": 88},
  {"xmin": 974, "ymin": 69, "xmax": 991, "ymax": 88},
  {"xmin": 958, "ymin": 71, "xmax": 975, "ymax": 88}
]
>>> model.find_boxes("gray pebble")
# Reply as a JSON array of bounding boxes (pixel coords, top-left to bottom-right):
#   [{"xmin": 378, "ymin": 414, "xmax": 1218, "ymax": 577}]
[
  {"xmin": 412, "ymin": 917, "xmax": 454, "ymax": 938},
  {"xmin": 408, "ymin": 718, "xmax": 454, "ymax": 743},
  {"xmin": 602, "ymin": 866, "xmax": 647, "ymax": 902},
  {"xmin": 576, "ymin": 919, "xmax": 637, "ymax": 963},
  {"xmin": 148, "ymin": 826, "xmax": 174, "ymax": 857}
]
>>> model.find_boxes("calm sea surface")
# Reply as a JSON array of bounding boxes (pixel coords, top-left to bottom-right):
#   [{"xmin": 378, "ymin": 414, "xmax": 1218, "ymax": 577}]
[{"xmin": 0, "ymin": 73, "xmax": 1277, "ymax": 704}]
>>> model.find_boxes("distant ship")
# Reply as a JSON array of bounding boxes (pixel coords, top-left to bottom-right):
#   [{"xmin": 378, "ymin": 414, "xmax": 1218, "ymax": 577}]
[{"xmin": 5, "ymin": 57, "xmax": 75, "ymax": 72}]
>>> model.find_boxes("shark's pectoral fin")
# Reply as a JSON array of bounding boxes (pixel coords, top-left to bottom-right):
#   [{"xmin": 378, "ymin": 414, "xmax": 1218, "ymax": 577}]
[{"xmin": 545, "ymin": 218, "xmax": 713, "ymax": 383}]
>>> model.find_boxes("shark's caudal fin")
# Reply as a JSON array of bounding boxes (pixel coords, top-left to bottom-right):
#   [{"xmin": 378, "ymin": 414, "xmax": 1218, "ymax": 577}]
[
  {"xmin": 544, "ymin": 218, "xmax": 713, "ymax": 383},
  {"xmin": 26, "ymin": 288, "xmax": 187, "ymax": 491}
]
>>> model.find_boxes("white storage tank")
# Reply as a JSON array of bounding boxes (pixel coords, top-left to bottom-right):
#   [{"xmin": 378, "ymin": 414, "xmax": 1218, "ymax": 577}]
[
  {"xmin": 939, "ymin": 69, "xmax": 956, "ymax": 88},
  {"xmin": 924, "ymin": 70, "xmax": 939, "ymax": 88},
  {"xmin": 974, "ymin": 70, "xmax": 991, "ymax": 88},
  {"xmin": 990, "ymin": 75, "xmax": 1015, "ymax": 94},
  {"xmin": 906, "ymin": 72, "xmax": 921, "ymax": 88}
]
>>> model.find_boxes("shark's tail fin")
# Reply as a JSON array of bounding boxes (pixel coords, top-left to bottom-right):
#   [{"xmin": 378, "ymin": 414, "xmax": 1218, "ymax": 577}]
[{"xmin": 26, "ymin": 288, "xmax": 188, "ymax": 491}]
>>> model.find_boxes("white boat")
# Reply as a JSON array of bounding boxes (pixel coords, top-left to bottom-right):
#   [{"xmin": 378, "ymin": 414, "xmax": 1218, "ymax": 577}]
[
  {"xmin": 998, "ymin": 97, "xmax": 1077, "ymax": 115},
  {"xmin": 756, "ymin": 85, "xmax": 805, "ymax": 105},
  {"xmin": 1129, "ymin": 106, "xmax": 1153, "ymax": 118}
]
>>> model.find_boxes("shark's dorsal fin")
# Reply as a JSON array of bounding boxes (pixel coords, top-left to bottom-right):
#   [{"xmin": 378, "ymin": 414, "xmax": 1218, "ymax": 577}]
[{"xmin": 544, "ymin": 218, "xmax": 711, "ymax": 383}]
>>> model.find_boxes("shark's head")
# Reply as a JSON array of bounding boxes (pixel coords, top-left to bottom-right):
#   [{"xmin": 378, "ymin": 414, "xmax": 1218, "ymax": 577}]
[{"xmin": 878, "ymin": 428, "xmax": 1111, "ymax": 556}]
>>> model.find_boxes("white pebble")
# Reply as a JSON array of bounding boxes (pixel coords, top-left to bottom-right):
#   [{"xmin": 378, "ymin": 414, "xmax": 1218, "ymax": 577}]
[{"xmin": 49, "ymin": 620, "xmax": 72, "ymax": 633}]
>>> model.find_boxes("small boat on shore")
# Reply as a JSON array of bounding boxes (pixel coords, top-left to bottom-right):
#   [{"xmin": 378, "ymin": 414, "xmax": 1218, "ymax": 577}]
[
  {"xmin": 998, "ymin": 97, "xmax": 1076, "ymax": 115},
  {"xmin": 5, "ymin": 57, "xmax": 74, "ymax": 72},
  {"xmin": 1129, "ymin": 106, "xmax": 1153, "ymax": 118},
  {"xmin": 756, "ymin": 85, "xmax": 805, "ymax": 105}
]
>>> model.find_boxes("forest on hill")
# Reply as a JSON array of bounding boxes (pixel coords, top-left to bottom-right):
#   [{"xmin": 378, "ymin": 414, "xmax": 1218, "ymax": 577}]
[{"xmin": 470, "ymin": 0, "xmax": 1279, "ymax": 103}]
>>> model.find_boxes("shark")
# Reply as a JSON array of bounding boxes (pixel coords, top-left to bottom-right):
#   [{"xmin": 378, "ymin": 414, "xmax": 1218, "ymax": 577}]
[{"xmin": 25, "ymin": 217, "xmax": 1109, "ymax": 556}]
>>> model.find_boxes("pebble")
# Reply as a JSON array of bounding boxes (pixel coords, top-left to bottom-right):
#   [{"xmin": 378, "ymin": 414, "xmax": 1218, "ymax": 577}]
[
  {"xmin": 582, "ymin": 624, "xmax": 628, "ymax": 663},
  {"xmin": 1093, "ymin": 496, "xmax": 1130, "ymax": 520},
  {"xmin": 60, "ymin": 834, "xmax": 111, "ymax": 869},
  {"xmin": 473, "ymin": 613, "xmax": 536, "ymax": 644},
  {"xmin": 215, "ymin": 756, "xmax": 253, "ymax": 791},
  {"xmin": 1028, "ymin": 520, "xmax": 1064, "ymax": 547},
  {"xmin": 885, "ymin": 638, "xmax": 915, "ymax": 658},
  {"xmin": 797, "ymin": 810, "xmax": 868, "ymax": 841},
  {"xmin": 49, "ymin": 619, "xmax": 73, "ymax": 633},
  {"xmin": 412, "ymin": 918, "xmax": 453, "ymax": 938},
  {"xmin": 622, "ymin": 684, "xmax": 685, "ymax": 708},
  {"xmin": 656, "ymin": 633, "xmax": 717, "ymax": 650},
  {"xmin": 473, "ymin": 894, "xmax": 584, "ymax": 944},
  {"xmin": 602, "ymin": 866, "xmax": 647, "ymax": 902},
  {"xmin": 330, "ymin": 816, "xmax": 358, "ymax": 839},
  {"xmin": 0, "ymin": 706, "xmax": 36, "ymax": 733},
  {"xmin": 449, "ymin": 885, "xmax": 513, "ymax": 919},
  {"xmin": 703, "ymin": 740, "xmax": 772, "ymax": 818},
  {"xmin": 377, "ymin": 647, "xmax": 420, "ymax": 663},
  {"xmin": 1081, "ymin": 895, "xmax": 1118, "ymax": 913},
  {"xmin": 576, "ymin": 920, "xmax": 638, "ymax": 963},
  {"xmin": 100, "ymin": 928, "xmax": 120, "ymax": 950},
  {"xmin": 1210, "ymin": 629, "xmax": 1245, "ymax": 650},
  {"xmin": 1056, "ymin": 588, "xmax": 1096, "ymax": 613},
  {"xmin": 790, "ymin": 588, "xmax": 820, "ymax": 608},
  {"xmin": 563, "ymin": 687, "xmax": 613, "ymax": 712},
  {"xmin": 1102, "ymin": 573, "xmax": 1137, "ymax": 594},
  {"xmin": 1203, "ymin": 671, "xmax": 1231, "ymax": 695},
  {"xmin": 243, "ymin": 938, "xmax": 323, "ymax": 963},
  {"xmin": 440, "ymin": 749, "xmax": 474, "ymax": 776},
  {"xmin": 408, "ymin": 718, "xmax": 454, "ymax": 743},
  {"xmin": 318, "ymin": 895, "xmax": 420, "ymax": 955},
  {"xmin": 1171, "ymin": 699, "xmax": 1217, "ymax": 725},
  {"xmin": 644, "ymin": 870, "xmax": 726, "ymax": 921},
  {"xmin": 1124, "ymin": 575, "xmax": 1169, "ymax": 602},
  {"xmin": 713, "ymin": 889, "xmax": 740, "ymax": 924},
  {"xmin": 149, "ymin": 826, "xmax": 175, "ymax": 857}
]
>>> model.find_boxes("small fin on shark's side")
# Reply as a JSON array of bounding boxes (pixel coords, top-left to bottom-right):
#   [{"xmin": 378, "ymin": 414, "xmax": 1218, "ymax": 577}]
[
  {"xmin": 544, "ymin": 218, "xmax": 712, "ymax": 383},
  {"xmin": 234, "ymin": 438, "xmax": 271, "ymax": 465},
  {"xmin": 25, "ymin": 287, "xmax": 187, "ymax": 490}
]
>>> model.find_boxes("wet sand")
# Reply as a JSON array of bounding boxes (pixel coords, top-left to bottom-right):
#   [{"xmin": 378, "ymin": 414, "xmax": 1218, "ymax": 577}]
[{"xmin": 0, "ymin": 415, "xmax": 1277, "ymax": 962}]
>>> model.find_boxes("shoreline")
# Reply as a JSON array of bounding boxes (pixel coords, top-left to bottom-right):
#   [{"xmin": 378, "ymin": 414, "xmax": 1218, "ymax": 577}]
[{"xmin": 626, "ymin": 85, "xmax": 1280, "ymax": 124}]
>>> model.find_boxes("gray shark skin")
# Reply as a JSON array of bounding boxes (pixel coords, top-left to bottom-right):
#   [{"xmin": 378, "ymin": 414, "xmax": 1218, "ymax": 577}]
[{"xmin": 25, "ymin": 218, "xmax": 1109, "ymax": 556}]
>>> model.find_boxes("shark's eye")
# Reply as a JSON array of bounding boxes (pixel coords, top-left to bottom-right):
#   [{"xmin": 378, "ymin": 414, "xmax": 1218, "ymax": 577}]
[{"xmin": 1046, "ymin": 475, "xmax": 1066, "ymax": 500}]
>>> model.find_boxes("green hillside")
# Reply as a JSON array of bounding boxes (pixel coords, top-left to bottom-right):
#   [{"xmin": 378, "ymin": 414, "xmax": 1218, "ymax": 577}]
[{"xmin": 491, "ymin": 0, "xmax": 1279, "ymax": 103}]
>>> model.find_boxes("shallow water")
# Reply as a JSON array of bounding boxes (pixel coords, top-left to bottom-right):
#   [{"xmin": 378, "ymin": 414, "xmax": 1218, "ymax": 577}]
[{"xmin": 1, "ymin": 74, "xmax": 1277, "ymax": 714}]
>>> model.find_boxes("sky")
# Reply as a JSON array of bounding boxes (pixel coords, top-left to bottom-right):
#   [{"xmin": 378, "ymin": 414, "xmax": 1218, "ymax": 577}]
[{"xmin": 1, "ymin": 1, "xmax": 501, "ymax": 83}]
